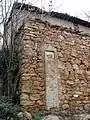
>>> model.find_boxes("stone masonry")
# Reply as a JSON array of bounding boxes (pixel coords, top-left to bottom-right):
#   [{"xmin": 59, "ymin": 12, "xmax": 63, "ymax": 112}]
[{"xmin": 16, "ymin": 18, "xmax": 90, "ymax": 115}]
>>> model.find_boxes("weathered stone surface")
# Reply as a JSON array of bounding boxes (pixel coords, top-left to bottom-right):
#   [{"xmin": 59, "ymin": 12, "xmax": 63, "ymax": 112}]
[
  {"xmin": 18, "ymin": 112, "xmax": 32, "ymax": 120},
  {"xmin": 42, "ymin": 115, "xmax": 59, "ymax": 120},
  {"xmin": 62, "ymin": 104, "xmax": 69, "ymax": 109},
  {"xmin": 30, "ymin": 94, "xmax": 40, "ymax": 100},
  {"xmin": 20, "ymin": 100, "xmax": 35, "ymax": 106},
  {"xmin": 24, "ymin": 111, "xmax": 32, "ymax": 120},
  {"xmin": 73, "ymin": 64, "xmax": 79, "ymax": 70},
  {"xmin": 16, "ymin": 19, "xmax": 90, "ymax": 114},
  {"xmin": 37, "ymin": 100, "xmax": 44, "ymax": 106},
  {"xmin": 20, "ymin": 93, "xmax": 29, "ymax": 100},
  {"xmin": 45, "ymin": 50, "xmax": 59, "ymax": 110},
  {"xmin": 86, "ymin": 71, "xmax": 90, "ymax": 75}
]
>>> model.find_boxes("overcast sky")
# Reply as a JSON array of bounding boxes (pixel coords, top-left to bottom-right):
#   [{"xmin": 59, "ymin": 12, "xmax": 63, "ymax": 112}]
[
  {"xmin": 0, "ymin": 0, "xmax": 90, "ymax": 46},
  {"xmin": 1, "ymin": 0, "xmax": 90, "ymax": 33},
  {"xmin": 1, "ymin": 0, "xmax": 90, "ymax": 23}
]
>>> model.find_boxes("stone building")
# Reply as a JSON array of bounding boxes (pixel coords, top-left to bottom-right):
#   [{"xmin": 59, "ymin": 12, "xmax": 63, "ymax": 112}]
[{"xmin": 5, "ymin": 2, "xmax": 90, "ymax": 119}]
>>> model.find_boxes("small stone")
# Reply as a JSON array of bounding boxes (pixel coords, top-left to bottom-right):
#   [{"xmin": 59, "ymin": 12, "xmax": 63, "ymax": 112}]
[
  {"xmin": 58, "ymin": 35, "xmax": 64, "ymax": 40},
  {"xmin": 58, "ymin": 52, "xmax": 63, "ymax": 57},
  {"xmin": 75, "ymin": 92, "xmax": 82, "ymax": 95},
  {"xmin": 71, "ymin": 50, "xmax": 77, "ymax": 57},
  {"xmin": 62, "ymin": 104, "xmax": 69, "ymax": 109},
  {"xmin": 83, "ymin": 101, "xmax": 88, "ymax": 104},
  {"xmin": 20, "ymin": 93, "xmax": 29, "ymax": 100},
  {"xmin": 24, "ymin": 111, "xmax": 32, "ymax": 120},
  {"xmin": 73, "ymin": 94, "xmax": 78, "ymax": 98},
  {"xmin": 84, "ymin": 104, "xmax": 89, "ymax": 110},
  {"xmin": 30, "ymin": 94, "xmax": 40, "ymax": 100},
  {"xmin": 77, "ymin": 101, "xmax": 81, "ymax": 104},
  {"xmin": 67, "ymin": 81, "xmax": 74, "ymax": 85},
  {"xmin": 75, "ymin": 79, "xmax": 79, "ymax": 82},
  {"xmin": 21, "ymin": 86, "xmax": 30, "ymax": 93},
  {"xmin": 68, "ymin": 41, "xmax": 75, "ymax": 45},
  {"xmin": 78, "ymin": 106, "xmax": 83, "ymax": 111},
  {"xmin": 37, "ymin": 100, "xmax": 43, "ymax": 106},
  {"xmin": 65, "ymin": 62, "xmax": 72, "ymax": 70},
  {"xmin": 81, "ymin": 80, "xmax": 85, "ymax": 84},
  {"xmin": 82, "ymin": 36, "xmax": 86, "ymax": 40},
  {"xmin": 86, "ymin": 71, "xmax": 90, "ymax": 76},
  {"xmin": 20, "ymin": 100, "xmax": 35, "ymax": 106},
  {"xmin": 83, "ymin": 60, "xmax": 89, "ymax": 66},
  {"xmin": 18, "ymin": 112, "xmax": 24, "ymax": 118},
  {"xmin": 75, "ymin": 59, "xmax": 81, "ymax": 64},
  {"xmin": 39, "ymin": 24, "xmax": 45, "ymax": 29},
  {"xmin": 57, "ymin": 61, "xmax": 65, "ymax": 69},
  {"xmin": 76, "ymin": 70, "xmax": 83, "ymax": 74},
  {"xmin": 33, "ymin": 81, "xmax": 40, "ymax": 86},
  {"xmin": 73, "ymin": 64, "xmax": 79, "ymax": 70},
  {"xmin": 80, "ymin": 45, "xmax": 86, "ymax": 49},
  {"xmin": 80, "ymin": 87, "xmax": 85, "ymax": 92}
]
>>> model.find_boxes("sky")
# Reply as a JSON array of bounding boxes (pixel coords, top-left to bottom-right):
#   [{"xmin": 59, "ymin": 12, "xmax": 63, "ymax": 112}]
[
  {"xmin": 0, "ymin": 0, "xmax": 90, "ymax": 47},
  {"xmin": 0, "ymin": 0, "xmax": 90, "ymax": 34},
  {"xmin": 1, "ymin": 0, "xmax": 90, "ymax": 25}
]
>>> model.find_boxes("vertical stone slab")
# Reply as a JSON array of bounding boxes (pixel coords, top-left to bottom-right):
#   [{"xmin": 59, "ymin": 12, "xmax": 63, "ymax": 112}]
[{"xmin": 45, "ymin": 51, "xmax": 59, "ymax": 110}]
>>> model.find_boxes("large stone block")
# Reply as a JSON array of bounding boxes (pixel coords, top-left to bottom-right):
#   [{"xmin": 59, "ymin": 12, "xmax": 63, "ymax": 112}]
[{"xmin": 42, "ymin": 115, "xmax": 59, "ymax": 120}]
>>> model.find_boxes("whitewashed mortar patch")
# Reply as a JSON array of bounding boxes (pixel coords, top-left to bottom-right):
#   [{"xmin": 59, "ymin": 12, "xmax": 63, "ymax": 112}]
[{"xmin": 45, "ymin": 51, "xmax": 59, "ymax": 110}]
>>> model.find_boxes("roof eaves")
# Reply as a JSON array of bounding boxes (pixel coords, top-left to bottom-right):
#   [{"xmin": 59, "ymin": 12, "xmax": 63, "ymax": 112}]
[{"xmin": 7, "ymin": 2, "xmax": 90, "ymax": 28}]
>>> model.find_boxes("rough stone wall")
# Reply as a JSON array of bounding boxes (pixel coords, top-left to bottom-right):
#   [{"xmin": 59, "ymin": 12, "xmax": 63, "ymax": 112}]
[{"xmin": 18, "ymin": 18, "xmax": 90, "ymax": 114}]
